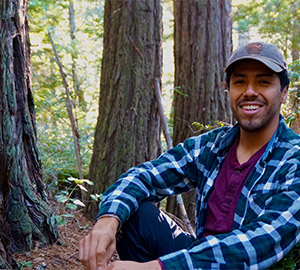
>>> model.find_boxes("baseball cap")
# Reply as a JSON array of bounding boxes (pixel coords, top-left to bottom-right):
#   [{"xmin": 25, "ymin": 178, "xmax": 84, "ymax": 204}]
[{"xmin": 225, "ymin": 42, "xmax": 287, "ymax": 73}]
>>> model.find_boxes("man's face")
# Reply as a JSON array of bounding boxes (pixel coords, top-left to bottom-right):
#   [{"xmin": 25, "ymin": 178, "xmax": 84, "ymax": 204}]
[{"xmin": 229, "ymin": 59, "xmax": 288, "ymax": 133}]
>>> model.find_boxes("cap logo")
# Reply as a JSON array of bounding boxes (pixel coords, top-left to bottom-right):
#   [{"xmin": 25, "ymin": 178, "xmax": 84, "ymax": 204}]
[{"xmin": 247, "ymin": 43, "xmax": 262, "ymax": 55}]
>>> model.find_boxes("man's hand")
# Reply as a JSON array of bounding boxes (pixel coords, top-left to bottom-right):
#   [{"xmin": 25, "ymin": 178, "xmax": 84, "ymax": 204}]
[
  {"xmin": 79, "ymin": 216, "xmax": 119, "ymax": 270},
  {"xmin": 105, "ymin": 260, "xmax": 161, "ymax": 270}
]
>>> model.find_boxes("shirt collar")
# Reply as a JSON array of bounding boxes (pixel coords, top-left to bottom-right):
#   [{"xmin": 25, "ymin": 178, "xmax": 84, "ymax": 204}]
[{"xmin": 218, "ymin": 114, "xmax": 287, "ymax": 160}]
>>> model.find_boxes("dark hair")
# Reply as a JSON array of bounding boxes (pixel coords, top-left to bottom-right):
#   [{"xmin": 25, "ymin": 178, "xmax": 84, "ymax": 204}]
[
  {"xmin": 225, "ymin": 67, "xmax": 290, "ymax": 92},
  {"xmin": 278, "ymin": 70, "xmax": 290, "ymax": 91}
]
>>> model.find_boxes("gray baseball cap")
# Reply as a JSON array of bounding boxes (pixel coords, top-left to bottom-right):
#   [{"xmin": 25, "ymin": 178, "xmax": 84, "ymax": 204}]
[{"xmin": 225, "ymin": 42, "xmax": 287, "ymax": 73}]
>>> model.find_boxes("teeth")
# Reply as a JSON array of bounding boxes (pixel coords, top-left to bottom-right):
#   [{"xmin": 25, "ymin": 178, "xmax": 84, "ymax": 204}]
[{"xmin": 242, "ymin": 105, "xmax": 261, "ymax": 110}]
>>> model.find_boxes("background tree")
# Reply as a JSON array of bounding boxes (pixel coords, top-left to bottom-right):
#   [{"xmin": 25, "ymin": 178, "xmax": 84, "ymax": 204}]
[
  {"xmin": 27, "ymin": 0, "xmax": 104, "ymax": 183},
  {"xmin": 166, "ymin": 0, "xmax": 232, "ymax": 223},
  {"xmin": 0, "ymin": 0, "xmax": 58, "ymax": 255},
  {"xmin": 84, "ymin": 0, "xmax": 163, "ymax": 218}
]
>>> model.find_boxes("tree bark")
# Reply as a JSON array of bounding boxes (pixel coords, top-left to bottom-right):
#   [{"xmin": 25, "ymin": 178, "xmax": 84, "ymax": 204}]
[
  {"xmin": 84, "ymin": 0, "xmax": 162, "ymax": 219},
  {"xmin": 0, "ymin": 0, "xmax": 58, "ymax": 257},
  {"xmin": 0, "ymin": 155, "xmax": 17, "ymax": 269},
  {"xmin": 167, "ymin": 0, "xmax": 232, "ymax": 223}
]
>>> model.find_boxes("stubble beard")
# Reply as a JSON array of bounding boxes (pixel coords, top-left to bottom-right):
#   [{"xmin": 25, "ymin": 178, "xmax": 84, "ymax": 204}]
[{"xmin": 231, "ymin": 106, "xmax": 279, "ymax": 133}]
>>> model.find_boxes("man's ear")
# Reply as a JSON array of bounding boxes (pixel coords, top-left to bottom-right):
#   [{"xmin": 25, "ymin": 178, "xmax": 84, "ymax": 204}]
[
  {"xmin": 281, "ymin": 86, "xmax": 289, "ymax": 103},
  {"xmin": 222, "ymin": 81, "xmax": 229, "ymax": 92}
]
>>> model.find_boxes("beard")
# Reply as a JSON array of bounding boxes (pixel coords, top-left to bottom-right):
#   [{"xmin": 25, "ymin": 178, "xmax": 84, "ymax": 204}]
[{"xmin": 231, "ymin": 103, "xmax": 280, "ymax": 133}]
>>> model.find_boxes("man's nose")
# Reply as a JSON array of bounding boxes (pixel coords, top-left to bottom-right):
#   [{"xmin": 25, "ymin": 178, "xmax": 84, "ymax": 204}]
[{"xmin": 243, "ymin": 83, "xmax": 258, "ymax": 97}]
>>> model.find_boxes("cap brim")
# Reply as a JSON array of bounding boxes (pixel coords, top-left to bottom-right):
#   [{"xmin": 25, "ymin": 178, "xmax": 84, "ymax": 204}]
[{"xmin": 225, "ymin": 56, "xmax": 284, "ymax": 73}]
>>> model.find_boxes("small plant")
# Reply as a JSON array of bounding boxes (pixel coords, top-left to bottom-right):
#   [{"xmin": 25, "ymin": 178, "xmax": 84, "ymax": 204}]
[
  {"xmin": 173, "ymin": 86, "xmax": 188, "ymax": 97},
  {"xmin": 55, "ymin": 177, "xmax": 98, "ymax": 226},
  {"xmin": 18, "ymin": 260, "xmax": 33, "ymax": 269}
]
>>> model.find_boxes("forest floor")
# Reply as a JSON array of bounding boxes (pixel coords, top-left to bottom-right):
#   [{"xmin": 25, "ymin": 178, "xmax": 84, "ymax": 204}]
[
  {"xmin": 12, "ymin": 199, "xmax": 187, "ymax": 270},
  {"xmin": 13, "ymin": 202, "xmax": 94, "ymax": 270}
]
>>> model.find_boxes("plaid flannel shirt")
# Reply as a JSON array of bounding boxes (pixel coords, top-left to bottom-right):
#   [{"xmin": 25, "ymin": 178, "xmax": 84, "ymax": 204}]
[{"xmin": 98, "ymin": 115, "xmax": 300, "ymax": 269}]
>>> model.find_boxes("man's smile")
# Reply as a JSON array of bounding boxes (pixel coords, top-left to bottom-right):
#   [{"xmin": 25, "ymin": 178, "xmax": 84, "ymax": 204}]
[
  {"xmin": 241, "ymin": 104, "xmax": 262, "ymax": 111},
  {"xmin": 236, "ymin": 100, "xmax": 265, "ymax": 115}
]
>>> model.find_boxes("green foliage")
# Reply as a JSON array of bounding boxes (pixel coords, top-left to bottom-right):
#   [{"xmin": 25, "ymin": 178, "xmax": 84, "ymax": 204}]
[
  {"xmin": 54, "ymin": 177, "xmax": 100, "ymax": 226},
  {"xmin": 27, "ymin": 0, "xmax": 104, "ymax": 185},
  {"xmin": 232, "ymin": 0, "xmax": 300, "ymax": 52},
  {"xmin": 37, "ymin": 121, "xmax": 94, "ymax": 184},
  {"xmin": 283, "ymin": 60, "xmax": 300, "ymax": 128},
  {"xmin": 18, "ymin": 260, "xmax": 33, "ymax": 269},
  {"xmin": 192, "ymin": 120, "xmax": 228, "ymax": 133},
  {"xmin": 271, "ymin": 242, "xmax": 300, "ymax": 270},
  {"xmin": 173, "ymin": 86, "xmax": 188, "ymax": 97}
]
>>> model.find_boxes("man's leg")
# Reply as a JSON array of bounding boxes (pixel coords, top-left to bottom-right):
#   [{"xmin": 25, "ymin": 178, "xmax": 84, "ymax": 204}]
[{"xmin": 116, "ymin": 201, "xmax": 195, "ymax": 262}]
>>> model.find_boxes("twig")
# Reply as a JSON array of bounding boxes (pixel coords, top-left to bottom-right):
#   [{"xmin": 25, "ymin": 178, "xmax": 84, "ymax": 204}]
[
  {"xmin": 48, "ymin": 30, "xmax": 83, "ymax": 180},
  {"xmin": 154, "ymin": 78, "xmax": 172, "ymax": 149},
  {"xmin": 64, "ymin": 251, "xmax": 78, "ymax": 260},
  {"xmin": 154, "ymin": 78, "xmax": 196, "ymax": 238}
]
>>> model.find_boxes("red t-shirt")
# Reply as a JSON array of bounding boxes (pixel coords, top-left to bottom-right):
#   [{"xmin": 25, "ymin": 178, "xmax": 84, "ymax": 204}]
[{"xmin": 202, "ymin": 139, "xmax": 267, "ymax": 237}]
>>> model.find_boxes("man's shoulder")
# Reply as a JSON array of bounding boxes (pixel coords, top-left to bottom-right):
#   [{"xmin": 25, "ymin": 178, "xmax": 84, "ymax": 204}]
[
  {"xmin": 188, "ymin": 125, "xmax": 234, "ymax": 142},
  {"xmin": 277, "ymin": 119, "xmax": 300, "ymax": 145},
  {"xmin": 182, "ymin": 125, "xmax": 236, "ymax": 152},
  {"xmin": 273, "ymin": 121, "xmax": 300, "ymax": 162}
]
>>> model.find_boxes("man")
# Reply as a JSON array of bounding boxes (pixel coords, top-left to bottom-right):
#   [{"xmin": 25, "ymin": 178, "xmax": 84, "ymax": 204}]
[{"xmin": 79, "ymin": 42, "xmax": 300, "ymax": 269}]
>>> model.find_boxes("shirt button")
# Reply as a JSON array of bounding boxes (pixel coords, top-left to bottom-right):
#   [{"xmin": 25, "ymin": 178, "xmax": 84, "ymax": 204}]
[
  {"xmin": 225, "ymin": 198, "xmax": 232, "ymax": 204},
  {"xmin": 229, "ymin": 184, "xmax": 235, "ymax": 190},
  {"xmin": 235, "ymin": 169, "xmax": 241, "ymax": 174}
]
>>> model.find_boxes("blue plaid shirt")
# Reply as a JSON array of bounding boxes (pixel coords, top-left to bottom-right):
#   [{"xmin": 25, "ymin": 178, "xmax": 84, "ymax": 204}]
[{"xmin": 98, "ymin": 115, "xmax": 300, "ymax": 269}]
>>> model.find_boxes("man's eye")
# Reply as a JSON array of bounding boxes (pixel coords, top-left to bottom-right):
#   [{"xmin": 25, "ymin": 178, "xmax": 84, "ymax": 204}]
[
  {"xmin": 233, "ymin": 80, "xmax": 244, "ymax": 85},
  {"xmin": 260, "ymin": 80, "xmax": 271, "ymax": 85}
]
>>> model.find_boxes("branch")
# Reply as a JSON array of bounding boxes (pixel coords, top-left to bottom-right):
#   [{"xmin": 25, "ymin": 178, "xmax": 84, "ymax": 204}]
[
  {"xmin": 154, "ymin": 78, "xmax": 172, "ymax": 149},
  {"xmin": 48, "ymin": 31, "xmax": 83, "ymax": 179},
  {"xmin": 154, "ymin": 78, "xmax": 196, "ymax": 238}
]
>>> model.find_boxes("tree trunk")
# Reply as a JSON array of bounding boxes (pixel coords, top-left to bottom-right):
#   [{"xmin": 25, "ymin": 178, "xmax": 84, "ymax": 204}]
[
  {"xmin": 0, "ymin": 156, "xmax": 17, "ymax": 269},
  {"xmin": 84, "ymin": 0, "xmax": 162, "ymax": 219},
  {"xmin": 167, "ymin": 0, "xmax": 232, "ymax": 224},
  {"xmin": 0, "ymin": 0, "xmax": 58, "ymax": 256}
]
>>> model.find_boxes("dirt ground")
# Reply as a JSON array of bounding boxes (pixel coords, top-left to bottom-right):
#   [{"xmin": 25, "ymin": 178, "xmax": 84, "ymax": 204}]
[
  {"xmin": 13, "ymin": 208, "xmax": 94, "ymax": 270},
  {"xmin": 12, "ymin": 201, "xmax": 186, "ymax": 270}
]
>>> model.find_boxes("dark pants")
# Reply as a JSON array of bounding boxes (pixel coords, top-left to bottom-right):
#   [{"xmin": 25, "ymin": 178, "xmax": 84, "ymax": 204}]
[{"xmin": 116, "ymin": 201, "xmax": 195, "ymax": 262}]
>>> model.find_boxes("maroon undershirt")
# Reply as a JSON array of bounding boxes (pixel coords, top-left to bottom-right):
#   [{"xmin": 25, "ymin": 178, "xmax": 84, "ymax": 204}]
[{"xmin": 202, "ymin": 138, "xmax": 267, "ymax": 237}]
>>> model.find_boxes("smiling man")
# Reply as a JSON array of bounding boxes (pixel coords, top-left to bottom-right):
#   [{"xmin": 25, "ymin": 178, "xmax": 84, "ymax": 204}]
[{"xmin": 79, "ymin": 42, "xmax": 300, "ymax": 270}]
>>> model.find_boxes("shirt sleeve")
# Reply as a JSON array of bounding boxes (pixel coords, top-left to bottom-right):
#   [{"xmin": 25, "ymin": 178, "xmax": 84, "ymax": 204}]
[
  {"xmin": 157, "ymin": 259, "xmax": 165, "ymax": 270},
  {"xmin": 97, "ymin": 135, "xmax": 202, "ymax": 225},
  {"xmin": 158, "ymin": 160, "xmax": 300, "ymax": 269}
]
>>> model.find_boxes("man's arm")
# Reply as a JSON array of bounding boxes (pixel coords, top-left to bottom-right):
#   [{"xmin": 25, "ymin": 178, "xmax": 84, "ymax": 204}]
[
  {"xmin": 96, "ymin": 134, "xmax": 207, "ymax": 225},
  {"xmin": 79, "ymin": 216, "xmax": 119, "ymax": 270},
  {"xmin": 79, "ymin": 216, "xmax": 162, "ymax": 270},
  {"xmin": 105, "ymin": 260, "xmax": 161, "ymax": 270}
]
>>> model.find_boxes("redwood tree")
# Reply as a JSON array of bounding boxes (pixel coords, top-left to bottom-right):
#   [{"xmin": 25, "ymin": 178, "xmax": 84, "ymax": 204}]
[
  {"xmin": 167, "ymin": 0, "xmax": 232, "ymax": 223},
  {"xmin": 0, "ymin": 0, "xmax": 58, "ymax": 259},
  {"xmin": 85, "ymin": 0, "xmax": 162, "ymax": 218}
]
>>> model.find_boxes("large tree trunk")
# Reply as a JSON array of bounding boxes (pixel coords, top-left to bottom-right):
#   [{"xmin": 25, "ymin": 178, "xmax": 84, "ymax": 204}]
[
  {"xmin": 0, "ymin": 222, "xmax": 17, "ymax": 269},
  {"xmin": 84, "ymin": 0, "xmax": 162, "ymax": 219},
  {"xmin": 167, "ymin": 0, "xmax": 232, "ymax": 224},
  {"xmin": 0, "ymin": 0, "xmax": 58, "ymax": 256},
  {"xmin": 0, "ymin": 157, "xmax": 17, "ymax": 269}
]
